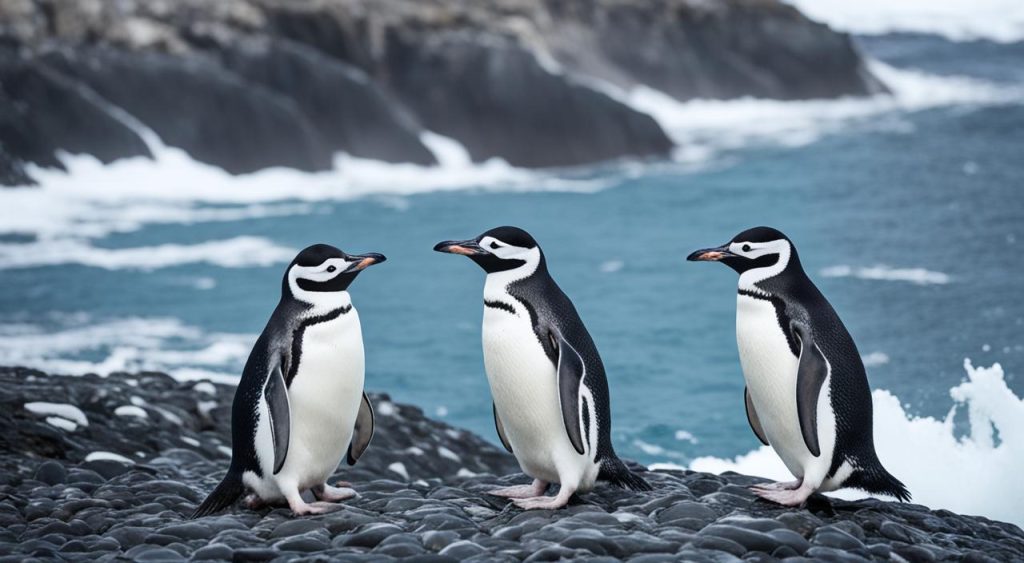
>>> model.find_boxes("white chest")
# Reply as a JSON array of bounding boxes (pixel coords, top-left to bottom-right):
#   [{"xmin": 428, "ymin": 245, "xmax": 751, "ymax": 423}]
[
  {"xmin": 480, "ymin": 286, "xmax": 594, "ymax": 485},
  {"xmin": 735, "ymin": 293, "xmax": 808, "ymax": 473},
  {"xmin": 281, "ymin": 308, "xmax": 365, "ymax": 485}
]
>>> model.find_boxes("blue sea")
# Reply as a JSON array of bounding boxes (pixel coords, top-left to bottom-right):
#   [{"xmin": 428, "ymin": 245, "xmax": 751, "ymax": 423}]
[{"xmin": 1, "ymin": 30, "xmax": 1022, "ymax": 523}]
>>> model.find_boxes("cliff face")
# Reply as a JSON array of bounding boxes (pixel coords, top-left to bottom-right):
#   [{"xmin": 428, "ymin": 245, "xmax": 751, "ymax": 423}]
[
  {"xmin": 2, "ymin": 367, "xmax": 1022, "ymax": 561},
  {"xmin": 0, "ymin": 0, "xmax": 883, "ymax": 185}
]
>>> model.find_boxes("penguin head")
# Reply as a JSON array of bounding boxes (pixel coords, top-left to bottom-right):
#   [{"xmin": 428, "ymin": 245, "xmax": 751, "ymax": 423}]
[
  {"xmin": 284, "ymin": 244, "xmax": 386, "ymax": 302},
  {"xmin": 688, "ymin": 226, "xmax": 801, "ymax": 285},
  {"xmin": 433, "ymin": 226, "xmax": 543, "ymax": 274}
]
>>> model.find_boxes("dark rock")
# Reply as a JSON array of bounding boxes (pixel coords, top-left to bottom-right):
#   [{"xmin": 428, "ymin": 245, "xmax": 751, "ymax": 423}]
[
  {"xmin": 811, "ymin": 527, "xmax": 864, "ymax": 550},
  {"xmin": 341, "ymin": 523, "xmax": 404, "ymax": 548},
  {"xmin": 698, "ymin": 524, "xmax": 780, "ymax": 552},
  {"xmin": 0, "ymin": 0, "xmax": 886, "ymax": 185},
  {"xmin": 422, "ymin": 530, "xmax": 459, "ymax": 551},
  {"xmin": 33, "ymin": 461, "xmax": 67, "ymax": 485},
  {"xmin": 0, "ymin": 368, "xmax": 1021, "ymax": 562},
  {"xmin": 690, "ymin": 534, "xmax": 747, "ymax": 557},
  {"xmin": 378, "ymin": 32, "xmax": 672, "ymax": 168},
  {"xmin": 803, "ymin": 546, "xmax": 871, "ymax": 562},
  {"xmin": 658, "ymin": 501, "xmax": 717, "ymax": 524},
  {"xmin": 269, "ymin": 519, "xmax": 324, "ymax": 539},
  {"xmin": 158, "ymin": 522, "xmax": 214, "ymax": 541},
  {"xmin": 438, "ymin": 540, "xmax": 486, "ymax": 558},
  {"xmin": 191, "ymin": 543, "xmax": 234, "ymax": 561}
]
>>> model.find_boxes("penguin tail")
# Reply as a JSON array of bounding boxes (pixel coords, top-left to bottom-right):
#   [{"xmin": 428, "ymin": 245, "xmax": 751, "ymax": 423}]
[
  {"xmin": 191, "ymin": 470, "xmax": 245, "ymax": 519},
  {"xmin": 599, "ymin": 457, "xmax": 653, "ymax": 492},
  {"xmin": 847, "ymin": 466, "xmax": 911, "ymax": 503}
]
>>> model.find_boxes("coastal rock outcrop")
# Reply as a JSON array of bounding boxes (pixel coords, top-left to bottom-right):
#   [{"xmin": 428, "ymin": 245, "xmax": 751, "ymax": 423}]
[
  {"xmin": 0, "ymin": 0, "xmax": 883, "ymax": 186},
  {"xmin": 1, "ymin": 366, "xmax": 1022, "ymax": 561}
]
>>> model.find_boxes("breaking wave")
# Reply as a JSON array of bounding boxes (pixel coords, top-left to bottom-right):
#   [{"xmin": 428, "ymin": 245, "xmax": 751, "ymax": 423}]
[{"xmin": 680, "ymin": 360, "xmax": 1024, "ymax": 527}]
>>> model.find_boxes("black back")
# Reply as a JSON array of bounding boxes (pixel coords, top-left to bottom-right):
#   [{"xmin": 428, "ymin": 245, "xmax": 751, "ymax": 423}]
[{"xmin": 740, "ymin": 235, "xmax": 884, "ymax": 480}]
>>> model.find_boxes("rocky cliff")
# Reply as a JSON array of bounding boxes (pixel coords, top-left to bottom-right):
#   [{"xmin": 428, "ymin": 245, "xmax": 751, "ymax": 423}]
[
  {"xmin": 0, "ymin": 0, "xmax": 884, "ymax": 186},
  {"xmin": 2, "ymin": 366, "xmax": 1022, "ymax": 561}
]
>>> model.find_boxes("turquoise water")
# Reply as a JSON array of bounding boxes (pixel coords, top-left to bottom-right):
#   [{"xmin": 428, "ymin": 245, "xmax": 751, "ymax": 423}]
[{"xmin": 1, "ymin": 35, "xmax": 1022, "ymax": 469}]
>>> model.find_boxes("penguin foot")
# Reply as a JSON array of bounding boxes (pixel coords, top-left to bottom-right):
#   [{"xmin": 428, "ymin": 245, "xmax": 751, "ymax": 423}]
[
  {"xmin": 289, "ymin": 501, "xmax": 343, "ymax": 516},
  {"xmin": 750, "ymin": 479, "xmax": 802, "ymax": 492},
  {"xmin": 512, "ymin": 484, "xmax": 576, "ymax": 510},
  {"xmin": 752, "ymin": 483, "xmax": 815, "ymax": 506},
  {"xmin": 488, "ymin": 479, "xmax": 548, "ymax": 499},
  {"xmin": 313, "ymin": 483, "xmax": 356, "ymax": 502}
]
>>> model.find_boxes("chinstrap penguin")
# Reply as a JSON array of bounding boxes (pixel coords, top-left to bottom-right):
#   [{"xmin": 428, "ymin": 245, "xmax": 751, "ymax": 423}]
[
  {"xmin": 434, "ymin": 226, "xmax": 651, "ymax": 510},
  {"xmin": 192, "ymin": 244, "xmax": 385, "ymax": 518},
  {"xmin": 688, "ymin": 226, "xmax": 909, "ymax": 506}
]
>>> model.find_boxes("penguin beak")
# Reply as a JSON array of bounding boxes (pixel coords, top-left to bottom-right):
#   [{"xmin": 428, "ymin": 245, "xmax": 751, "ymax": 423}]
[
  {"xmin": 433, "ymin": 239, "xmax": 486, "ymax": 256},
  {"xmin": 344, "ymin": 253, "xmax": 386, "ymax": 272},
  {"xmin": 687, "ymin": 244, "xmax": 735, "ymax": 262}
]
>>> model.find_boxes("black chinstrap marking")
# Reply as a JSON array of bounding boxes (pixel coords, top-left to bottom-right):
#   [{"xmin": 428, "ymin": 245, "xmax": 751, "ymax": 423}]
[
  {"xmin": 285, "ymin": 304, "xmax": 352, "ymax": 386},
  {"xmin": 484, "ymin": 300, "xmax": 517, "ymax": 315}
]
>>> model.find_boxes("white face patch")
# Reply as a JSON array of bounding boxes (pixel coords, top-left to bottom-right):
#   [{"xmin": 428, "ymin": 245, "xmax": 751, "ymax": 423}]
[
  {"xmin": 732, "ymin": 238, "xmax": 792, "ymax": 290},
  {"xmin": 479, "ymin": 236, "xmax": 535, "ymax": 262},
  {"xmin": 288, "ymin": 257, "xmax": 356, "ymax": 309}
]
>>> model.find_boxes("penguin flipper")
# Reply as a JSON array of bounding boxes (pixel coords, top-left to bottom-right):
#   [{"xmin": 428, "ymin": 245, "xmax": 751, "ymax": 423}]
[
  {"xmin": 553, "ymin": 332, "xmax": 587, "ymax": 455},
  {"xmin": 265, "ymin": 365, "xmax": 291, "ymax": 474},
  {"xmin": 791, "ymin": 322, "xmax": 829, "ymax": 457},
  {"xmin": 346, "ymin": 392, "xmax": 375, "ymax": 465},
  {"xmin": 493, "ymin": 403, "xmax": 514, "ymax": 454},
  {"xmin": 744, "ymin": 387, "xmax": 769, "ymax": 446}
]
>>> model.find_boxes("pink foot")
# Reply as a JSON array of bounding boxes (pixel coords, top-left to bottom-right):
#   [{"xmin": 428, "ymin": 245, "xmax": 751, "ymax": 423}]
[
  {"xmin": 313, "ymin": 483, "xmax": 356, "ymax": 503},
  {"xmin": 753, "ymin": 483, "xmax": 815, "ymax": 506},
  {"xmin": 750, "ymin": 479, "xmax": 802, "ymax": 492},
  {"xmin": 488, "ymin": 479, "xmax": 548, "ymax": 499},
  {"xmin": 512, "ymin": 484, "xmax": 576, "ymax": 510}
]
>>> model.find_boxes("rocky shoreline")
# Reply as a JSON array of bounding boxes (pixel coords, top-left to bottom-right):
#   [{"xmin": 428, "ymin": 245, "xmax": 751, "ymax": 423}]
[
  {"xmin": 0, "ymin": 0, "xmax": 884, "ymax": 186},
  {"xmin": 1, "ymin": 366, "xmax": 1022, "ymax": 561}
]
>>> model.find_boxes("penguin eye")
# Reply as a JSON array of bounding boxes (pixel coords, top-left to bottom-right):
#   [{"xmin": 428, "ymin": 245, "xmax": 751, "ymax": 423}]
[
  {"xmin": 489, "ymin": 242, "xmax": 500, "ymax": 250},
  {"xmin": 742, "ymin": 244, "xmax": 752, "ymax": 252},
  {"xmin": 326, "ymin": 266, "xmax": 337, "ymax": 273}
]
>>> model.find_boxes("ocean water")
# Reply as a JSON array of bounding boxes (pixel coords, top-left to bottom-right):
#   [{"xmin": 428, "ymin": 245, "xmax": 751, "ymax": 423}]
[{"xmin": 2, "ymin": 26, "xmax": 1023, "ymax": 524}]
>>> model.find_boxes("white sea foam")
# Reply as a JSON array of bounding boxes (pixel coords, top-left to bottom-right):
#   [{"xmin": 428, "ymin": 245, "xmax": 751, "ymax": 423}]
[
  {"xmin": 821, "ymin": 264, "xmax": 951, "ymax": 285},
  {"xmin": 0, "ymin": 236, "xmax": 295, "ymax": 270},
  {"xmin": 786, "ymin": 0, "xmax": 1024, "ymax": 43},
  {"xmin": 687, "ymin": 360, "xmax": 1024, "ymax": 527},
  {"xmin": 0, "ymin": 316, "xmax": 249, "ymax": 384},
  {"xmin": 619, "ymin": 61, "xmax": 1022, "ymax": 162}
]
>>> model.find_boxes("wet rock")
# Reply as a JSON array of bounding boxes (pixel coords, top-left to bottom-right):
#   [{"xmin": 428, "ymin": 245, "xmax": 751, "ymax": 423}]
[
  {"xmin": 34, "ymin": 461, "xmax": 67, "ymax": 485},
  {"xmin": 0, "ymin": 368, "xmax": 1021, "ymax": 561}
]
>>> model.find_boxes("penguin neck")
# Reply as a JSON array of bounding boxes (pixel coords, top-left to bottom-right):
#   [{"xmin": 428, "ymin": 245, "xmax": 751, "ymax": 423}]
[
  {"xmin": 287, "ymin": 279, "xmax": 354, "ymax": 316},
  {"xmin": 483, "ymin": 247, "xmax": 545, "ymax": 302},
  {"xmin": 737, "ymin": 245, "xmax": 804, "ymax": 296}
]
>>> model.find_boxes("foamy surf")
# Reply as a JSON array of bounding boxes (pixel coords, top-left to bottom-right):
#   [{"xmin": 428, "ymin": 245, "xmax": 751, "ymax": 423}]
[
  {"xmin": 0, "ymin": 236, "xmax": 295, "ymax": 270},
  {"xmin": 619, "ymin": 60, "xmax": 1022, "ymax": 163},
  {"xmin": 678, "ymin": 359, "xmax": 1024, "ymax": 527},
  {"xmin": 786, "ymin": 0, "xmax": 1024, "ymax": 43},
  {"xmin": 0, "ymin": 316, "xmax": 250, "ymax": 384},
  {"xmin": 820, "ymin": 264, "xmax": 951, "ymax": 285}
]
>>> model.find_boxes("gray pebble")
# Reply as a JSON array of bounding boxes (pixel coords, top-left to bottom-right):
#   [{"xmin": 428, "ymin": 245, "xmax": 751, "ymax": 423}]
[
  {"xmin": 699, "ymin": 524, "xmax": 780, "ymax": 552},
  {"xmin": 422, "ymin": 530, "xmax": 459, "ymax": 551},
  {"xmin": 191, "ymin": 543, "xmax": 234, "ymax": 561},
  {"xmin": 269, "ymin": 519, "xmax": 324, "ymax": 539},
  {"xmin": 34, "ymin": 461, "xmax": 67, "ymax": 486},
  {"xmin": 439, "ymin": 540, "xmax": 486, "ymax": 558}
]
